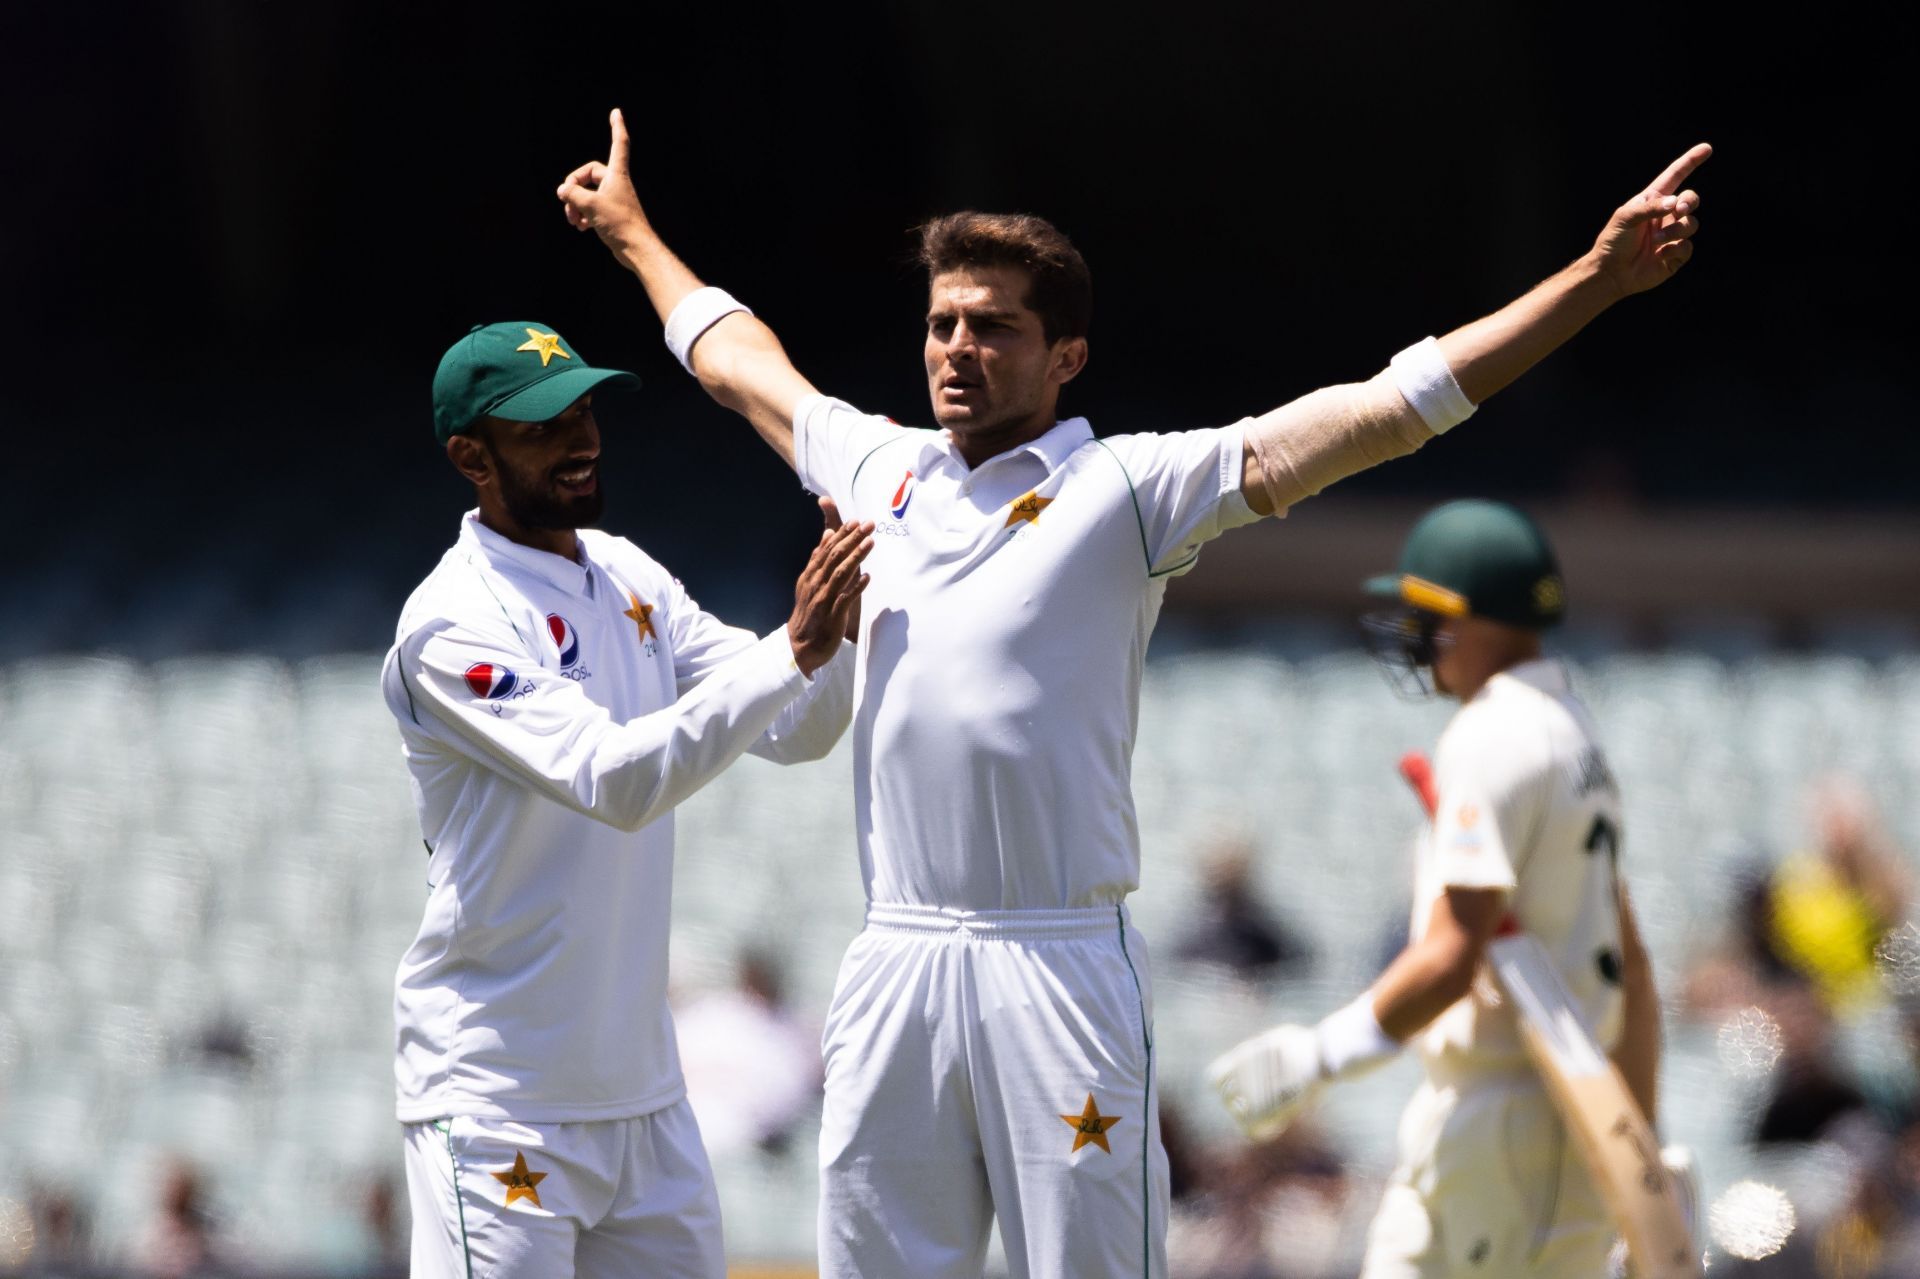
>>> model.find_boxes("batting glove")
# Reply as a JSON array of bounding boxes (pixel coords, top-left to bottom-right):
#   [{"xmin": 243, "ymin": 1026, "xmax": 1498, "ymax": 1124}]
[
  {"xmin": 1208, "ymin": 994, "xmax": 1401, "ymax": 1142},
  {"xmin": 1207, "ymin": 1022, "xmax": 1326, "ymax": 1140}
]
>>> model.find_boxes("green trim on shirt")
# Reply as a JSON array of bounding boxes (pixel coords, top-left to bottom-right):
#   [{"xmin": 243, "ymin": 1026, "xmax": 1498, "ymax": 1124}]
[
  {"xmin": 1093, "ymin": 439, "xmax": 1155, "ymax": 576},
  {"xmin": 848, "ymin": 432, "xmax": 919, "ymax": 497}
]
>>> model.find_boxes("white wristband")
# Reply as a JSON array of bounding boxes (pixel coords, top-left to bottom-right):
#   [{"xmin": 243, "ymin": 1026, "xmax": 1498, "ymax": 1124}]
[
  {"xmin": 1315, "ymin": 992, "xmax": 1401, "ymax": 1080},
  {"xmin": 664, "ymin": 286, "xmax": 752, "ymax": 373},
  {"xmin": 1389, "ymin": 336, "xmax": 1476, "ymax": 435}
]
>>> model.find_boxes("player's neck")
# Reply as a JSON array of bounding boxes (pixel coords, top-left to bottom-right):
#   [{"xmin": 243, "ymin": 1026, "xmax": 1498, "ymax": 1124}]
[
  {"xmin": 948, "ymin": 407, "xmax": 1058, "ymax": 470},
  {"xmin": 1449, "ymin": 640, "xmax": 1544, "ymax": 703},
  {"xmin": 477, "ymin": 503, "xmax": 580, "ymax": 563}
]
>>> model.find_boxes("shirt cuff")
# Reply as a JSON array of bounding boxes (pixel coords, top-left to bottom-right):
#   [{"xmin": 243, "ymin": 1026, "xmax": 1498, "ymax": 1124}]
[{"xmin": 762, "ymin": 624, "xmax": 811, "ymax": 686}]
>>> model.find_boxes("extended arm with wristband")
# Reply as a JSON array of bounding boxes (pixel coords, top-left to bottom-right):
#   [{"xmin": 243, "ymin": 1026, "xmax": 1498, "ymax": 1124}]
[
  {"xmin": 1239, "ymin": 143, "xmax": 1709, "ymax": 518},
  {"xmin": 556, "ymin": 109, "xmax": 814, "ymax": 470}
]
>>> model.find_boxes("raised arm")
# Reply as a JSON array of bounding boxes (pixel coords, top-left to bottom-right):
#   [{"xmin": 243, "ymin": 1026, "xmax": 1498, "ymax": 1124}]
[
  {"xmin": 557, "ymin": 109, "xmax": 813, "ymax": 470},
  {"xmin": 1240, "ymin": 143, "xmax": 1710, "ymax": 517}
]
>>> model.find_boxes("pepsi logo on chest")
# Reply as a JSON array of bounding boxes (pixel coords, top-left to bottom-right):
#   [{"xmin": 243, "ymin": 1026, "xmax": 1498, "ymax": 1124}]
[{"xmin": 546, "ymin": 614, "xmax": 593, "ymax": 681}]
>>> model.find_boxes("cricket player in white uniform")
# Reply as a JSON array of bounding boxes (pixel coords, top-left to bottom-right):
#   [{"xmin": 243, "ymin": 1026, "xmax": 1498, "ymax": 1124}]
[
  {"xmin": 1207, "ymin": 500, "xmax": 1665, "ymax": 1277},
  {"xmin": 383, "ymin": 320, "xmax": 872, "ymax": 1278},
  {"xmin": 554, "ymin": 112, "xmax": 1708, "ymax": 1278}
]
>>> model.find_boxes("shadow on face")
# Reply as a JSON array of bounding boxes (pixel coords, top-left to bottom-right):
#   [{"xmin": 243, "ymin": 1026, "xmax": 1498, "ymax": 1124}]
[{"xmin": 923, "ymin": 265, "xmax": 1086, "ymax": 443}]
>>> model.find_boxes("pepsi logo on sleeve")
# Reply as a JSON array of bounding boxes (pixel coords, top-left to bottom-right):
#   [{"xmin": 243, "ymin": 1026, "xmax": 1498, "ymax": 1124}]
[{"xmin": 464, "ymin": 663, "xmax": 521, "ymax": 700}]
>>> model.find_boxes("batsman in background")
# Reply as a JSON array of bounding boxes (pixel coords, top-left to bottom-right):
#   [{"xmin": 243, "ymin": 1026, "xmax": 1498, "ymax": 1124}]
[
  {"xmin": 556, "ymin": 110, "xmax": 1707, "ymax": 1279},
  {"xmin": 1209, "ymin": 500, "xmax": 1680, "ymax": 1278}
]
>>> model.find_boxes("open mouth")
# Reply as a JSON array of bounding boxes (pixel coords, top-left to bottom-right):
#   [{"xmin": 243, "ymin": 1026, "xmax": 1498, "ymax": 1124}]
[
  {"xmin": 553, "ymin": 461, "xmax": 598, "ymax": 495},
  {"xmin": 940, "ymin": 373, "xmax": 982, "ymax": 400}
]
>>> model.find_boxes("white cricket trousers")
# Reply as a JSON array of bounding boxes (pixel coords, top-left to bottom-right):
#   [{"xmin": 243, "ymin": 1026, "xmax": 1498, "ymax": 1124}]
[
  {"xmin": 818, "ymin": 902, "xmax": 1169, "ymax": 1279},
  {"xmin": 403, "ymin": 1101, "xmax": 725, "ymax": 1279},
  {"xmin": 1360, "ymin": 1069, "xmax": 1612, "ymax": 1278}
]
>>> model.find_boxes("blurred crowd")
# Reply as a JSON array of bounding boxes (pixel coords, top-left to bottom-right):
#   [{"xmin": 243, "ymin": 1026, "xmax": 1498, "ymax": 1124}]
[
  {"xmin": 4, "ymin": 779, "xmax": 1916, "ymax": 1278},
  {"xmin": 1150, "ymin": 782, "xmax": 1920, "ymax": 1279},
  {"xmin": 1678, "ymin": 779, "xmax": 1920, "ymax": 1277}
]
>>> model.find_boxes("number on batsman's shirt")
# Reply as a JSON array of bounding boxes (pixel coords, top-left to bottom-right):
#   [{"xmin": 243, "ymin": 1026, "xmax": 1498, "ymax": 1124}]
[{"xmin": 1413, "ymin": 658, "xmax": 1627, "ymax": 1072}]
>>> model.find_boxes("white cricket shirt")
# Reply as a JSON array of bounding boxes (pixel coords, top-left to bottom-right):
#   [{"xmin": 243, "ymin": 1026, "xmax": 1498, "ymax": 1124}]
[
  {"xmin": 1412, "ymin": 658, "xmax": 1627, "ymax": 1073},
  {"xmin": 381, "ymin": 512, "xmax": 852, "ymax": 1122},
  {"xmin": 794, "ymin": 395, "xmax": 1260, "ymax": 909}
]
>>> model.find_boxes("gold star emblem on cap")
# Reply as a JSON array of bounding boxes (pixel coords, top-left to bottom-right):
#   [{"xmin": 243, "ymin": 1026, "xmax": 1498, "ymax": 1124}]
[
  {"xmin": 1005, "ymin": 489, "xmax": 1053, "ymax": 528},
  {"xmin": 623, "ymin": 592, "xmax": 657, "ymax": 642},
  {"xmin": 490, "ymin": 1151, "xmax": 547, "ymax": 1208},
  {"xmin": 1059, "ymin": 1093, "xmax": 1123, "ymax": 1154},
  {"xmin": 516, "ymin": 328, "xmax": 572, "ymax": 368}
]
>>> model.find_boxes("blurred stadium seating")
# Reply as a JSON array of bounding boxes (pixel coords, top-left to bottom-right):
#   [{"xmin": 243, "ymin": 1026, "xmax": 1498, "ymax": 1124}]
[{"xmin": 1, "ymin": 643, "xmax": 1917, "ymax": 1274}]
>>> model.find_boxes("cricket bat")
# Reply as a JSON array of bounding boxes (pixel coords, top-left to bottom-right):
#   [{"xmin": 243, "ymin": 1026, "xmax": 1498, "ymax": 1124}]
[{"xmin": 1398, "ymin": 753, "xmax": 1701, "ymax": 1279}]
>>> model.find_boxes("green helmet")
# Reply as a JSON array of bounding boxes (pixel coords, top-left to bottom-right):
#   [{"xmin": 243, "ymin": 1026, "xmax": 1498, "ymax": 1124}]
[{"xmin": 1365, "ymin": 499, "xmax": 1565, "ymax": 630}]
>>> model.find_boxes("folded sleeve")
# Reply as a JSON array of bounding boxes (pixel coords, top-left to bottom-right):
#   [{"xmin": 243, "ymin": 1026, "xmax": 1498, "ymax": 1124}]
[
  {"xmin": 384, "ymin": 613, "xmax": 808, "ymax": 834},
  {"xmin": 1102, "ymin": 425, "xmax": 1262, "ymax": 577}
]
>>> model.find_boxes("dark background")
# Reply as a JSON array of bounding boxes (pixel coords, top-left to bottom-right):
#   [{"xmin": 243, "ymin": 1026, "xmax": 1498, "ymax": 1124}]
[{"xmin": 1, "ymin": 1, "xmax": 1906, "ymax": 654}]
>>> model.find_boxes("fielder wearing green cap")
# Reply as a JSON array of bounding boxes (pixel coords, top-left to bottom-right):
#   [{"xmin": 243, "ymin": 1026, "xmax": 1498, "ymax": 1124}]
[
  {"xmin": 429, "ymin": 321, "xmax": 644, "ymax": 543},
  {"xmin": 1211, "ymin": 498, "xmax": 1697, "ymax": 1276},
  {"xmin": 388, "ymin": 322, "xmax": 874, "ymax": 1278}
]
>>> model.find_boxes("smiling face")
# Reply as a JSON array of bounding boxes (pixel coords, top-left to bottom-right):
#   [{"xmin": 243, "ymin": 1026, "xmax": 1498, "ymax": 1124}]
[
  {"xmin": 448, "ymin": 394, "xmax": 603, "ymax": 556},
  {"xmin": 924, "ymin": 265, "xmax": 1088, "ymax": 463}
]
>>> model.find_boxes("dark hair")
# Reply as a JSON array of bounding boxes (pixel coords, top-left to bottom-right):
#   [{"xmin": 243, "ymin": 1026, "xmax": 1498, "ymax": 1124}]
[{"xmin": 916, "ymin": 211, "xmax": 1091, "ymax": 345}]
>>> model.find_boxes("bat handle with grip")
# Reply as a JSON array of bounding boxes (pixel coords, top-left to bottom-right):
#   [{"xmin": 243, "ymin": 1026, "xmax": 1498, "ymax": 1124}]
[{"xmin": 1398, "ymin": 751, "xmax": 1439, "ymax": 817}]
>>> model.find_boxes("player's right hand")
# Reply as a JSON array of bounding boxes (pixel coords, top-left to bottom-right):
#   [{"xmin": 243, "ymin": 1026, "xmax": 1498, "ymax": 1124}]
[
  {"xmin": 556, "ymin": 108, "xmax": 647, "ymax": 249},
  {"xmin": 1206, "ymin": 1023, "xmax": 1327, "ymax": 1142},
  {"xmin": 787, "ymin": 517, "xmax": 874, "ymax": 676}
]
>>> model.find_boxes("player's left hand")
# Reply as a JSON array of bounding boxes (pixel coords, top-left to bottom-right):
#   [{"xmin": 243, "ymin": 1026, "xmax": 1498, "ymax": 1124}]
[
  {"xmin": 1206, "ymin": 1023, "xmax": 1327, "ymax": 1141},
  {"xmin": 557, "ymin": 108, "xmax": 649, "ymax": 251},
  {"xmin": 820, "ymin": 497, "xmax": 862, "ymax": 642},
  {"xmin": 1588, "ymin": 143, "xmax": 1711, "ymax": 296}
]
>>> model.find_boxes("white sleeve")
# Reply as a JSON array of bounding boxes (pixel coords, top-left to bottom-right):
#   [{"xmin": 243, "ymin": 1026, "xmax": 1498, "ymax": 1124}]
[
  {"xmin": 384, "ymin": 614, "xmax": 809, "ymax": 833},
  {"xmin": 1428, "ymin": 716, "xmax": 1538, "ymax": 893},
  {"xmin": 1103, "ymin": 425, "xmax": 1262, "ymax": 576},
  {"xmin": 660, "ymin": 573, "xmax": 854, "ymax": 764},
  {"xmin": 793, "ymin": 394, "xmax": 916, "ymax": 515}
]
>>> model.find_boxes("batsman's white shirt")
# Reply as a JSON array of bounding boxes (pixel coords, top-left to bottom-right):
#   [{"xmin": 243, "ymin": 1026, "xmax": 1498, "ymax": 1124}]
[
  {"xmin": 381, "ymin": 512, "xmax": 852, "ymax": 1123},
  {"xmin": 794, "ymin": 396, "xmax": 1260, "ymax": 910},
  {"xmin": 1362, "ymin": 658, "xmax": 1625, "ymax": 1277},
  {"xmin": 1412, "ymin": 657, "xmax": 1626, "ymax": 1074}
]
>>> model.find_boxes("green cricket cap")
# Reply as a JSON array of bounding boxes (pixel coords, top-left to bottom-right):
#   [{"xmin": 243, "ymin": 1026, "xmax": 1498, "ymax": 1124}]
[
  {"xmin": 432, "ymin": 321, "xmax": 641, "ymax": 443},
  {"xmin": 1365, "ymin": 499, "xmax": 1566, "ymax": 629}
]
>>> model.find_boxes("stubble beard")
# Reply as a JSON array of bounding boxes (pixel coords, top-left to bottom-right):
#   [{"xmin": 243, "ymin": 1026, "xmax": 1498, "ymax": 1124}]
[{"xmin": 494, "ymin": 452, "xmax": 605, "ymax": 531}]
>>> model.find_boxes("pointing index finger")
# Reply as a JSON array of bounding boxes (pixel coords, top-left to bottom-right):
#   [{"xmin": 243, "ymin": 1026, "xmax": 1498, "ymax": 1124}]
[
  {"xmin": 608, "ymin": 107, "xmax": 630, "ymax": 173},
  {"xmin": 1649, "ymin": 143, "xmax": 1712, "ymax": 196}
]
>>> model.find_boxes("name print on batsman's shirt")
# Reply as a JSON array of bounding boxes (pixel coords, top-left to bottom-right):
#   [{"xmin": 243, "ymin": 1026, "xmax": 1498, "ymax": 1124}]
[{"xmin": 794, "ymin": 394, "xmax": 1261, "ymax": 911}]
